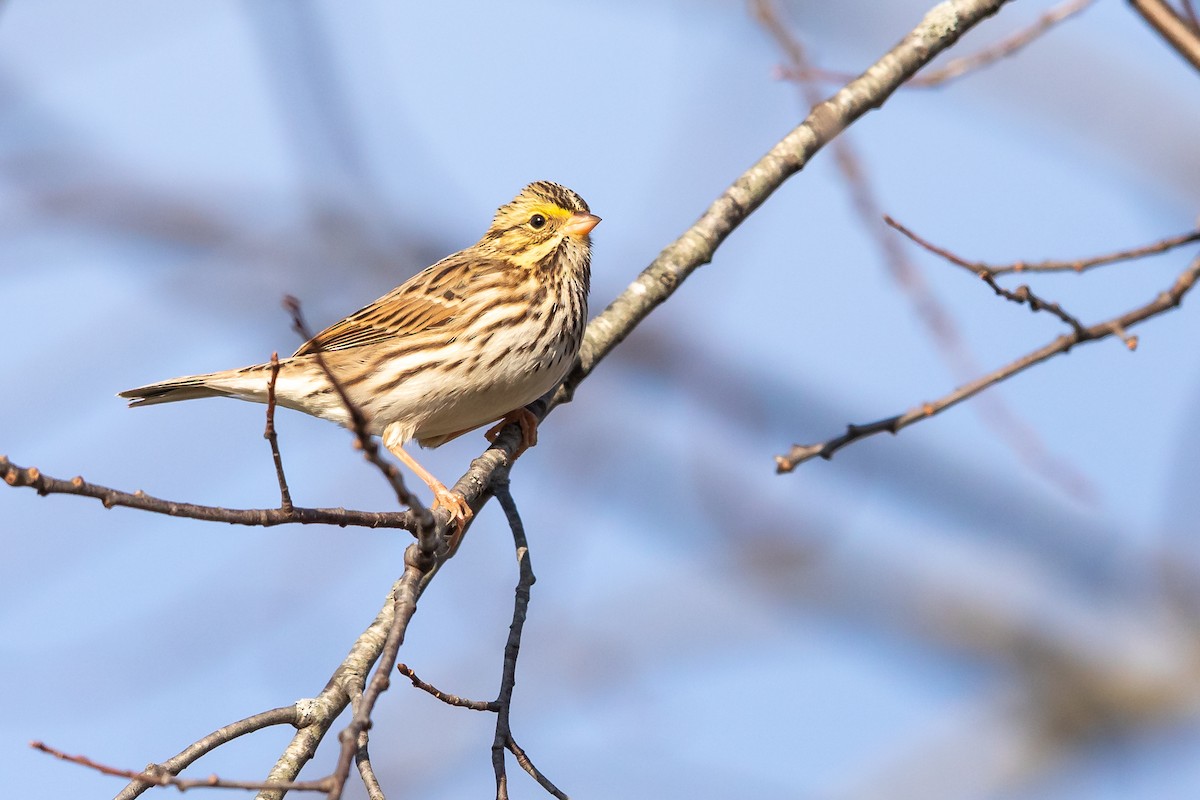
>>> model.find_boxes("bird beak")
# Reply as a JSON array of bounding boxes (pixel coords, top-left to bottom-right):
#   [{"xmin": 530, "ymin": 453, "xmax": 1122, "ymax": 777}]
[{"xmin": 563, "ymin": 213, "xmax": 601, "ymax": 237}]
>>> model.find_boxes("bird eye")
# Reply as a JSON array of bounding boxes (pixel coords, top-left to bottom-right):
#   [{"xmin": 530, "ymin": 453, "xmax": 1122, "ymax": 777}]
[{"xmin": 529, "ymin": 213, "xmax": 546, "ymax": 230}]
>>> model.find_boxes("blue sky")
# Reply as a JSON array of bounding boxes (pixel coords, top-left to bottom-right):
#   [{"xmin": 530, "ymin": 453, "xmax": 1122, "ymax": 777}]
[{"xmin": 3, "ymin": 2, "xmax": 1200, "ymax": 798}]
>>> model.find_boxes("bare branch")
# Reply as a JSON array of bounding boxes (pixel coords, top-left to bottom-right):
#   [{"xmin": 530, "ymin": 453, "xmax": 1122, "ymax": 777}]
[
  {"xmin": 976, "ymin": 272, "xmax": 1088, "ymax": 334},
  {"xmin": 284, "ymin": 295, "xmax": 438, "ymax": 543},
  {"xmin": 1, "ymin": 456, "xmax": 414, "ymax": 530},
  {"xmin": 491, "ymin": 477, "xmax": 537, "ymax": 800},
  {"xmin": 1130, "ymin": 0, "xmax": 1200, "ymax": 71},
  {"xmin": 250, "ymin": 542, "xmax": 436, "ymax": 800},
  {"xmin": 397, "ymin": 663, "xmax": 498, "ymax": 711},
  {"xmin": 776, "ymin": 254, "xmax": 1200, "ymax": 471},
  {"xmin": 886, "ymin": 214, "xmax": 1200, "ymax": 276},
  {"xmin": 114, "ymin": 706, "xmax": 306, "ymax": 798},
  {"xmin": 263, "ymin": 352, "xmax": 294, "ymax": 512},
  {"xmin": 882, "ymin": 217, "xmax": 1091, "ymax": 332},
  {"xmin": 506, "ymin": 736, "xmax": 569, "ymax": 800},
  {"xmin": 755, "ymin": 0, "xmax": 1087, "ymax": 497},
  {"xmin": 33, "ymin": 739, "xmax": 333, "ymax": 794}
]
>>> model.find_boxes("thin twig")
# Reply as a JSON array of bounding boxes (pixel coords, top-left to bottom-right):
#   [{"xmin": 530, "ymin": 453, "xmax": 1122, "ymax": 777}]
[
  {"xmin": 1129, "ymin": 0, "xmax": 1200, "ymax": 71},
  {"xmin": 755, "ymin": 0, "xmax": 1088, "ymax": 497},
  {"xmin": 776, "ymin": 254, "xmax": 1200, "ymax": 471},
  {"xmin": 977, "ymin": 272, "xmax": 1087, "ymax": 334},
  {"xmin": 886, "ymin": 215, "xmax": 1200, "ymax": 276},
  {"xmin": 397, "ymin": 663, "xmax": 498, "ymax": 711},
  {"xmin": 0, "ymin": 457, "xmax": 414, "ymax": 530},
  {"xmin": 491, "ymin": 475, "xmax": 538, "ymax": 800},
  {"xmin": 32, "ymin": 740, "xmax": 333, "ymax": 794},
  {"xmin": 284, "ymin": 295, "xmax": 438, "ymax": 542},
  {"xmin": 264, "ymin": 352, "xmax": 294, "ymax": 512}
]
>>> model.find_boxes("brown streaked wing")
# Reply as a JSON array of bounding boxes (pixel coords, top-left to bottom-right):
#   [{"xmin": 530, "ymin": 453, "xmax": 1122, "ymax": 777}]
[{"xmin": 292, "ymin": 253, "xmax": 503, "ymax": 355}]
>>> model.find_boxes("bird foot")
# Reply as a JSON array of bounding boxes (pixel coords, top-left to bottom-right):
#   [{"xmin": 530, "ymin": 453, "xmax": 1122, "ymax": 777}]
[
  {"xmin": 485, "ymin": 408, "xmax": 539, "ymax": 458},
  {"xmin": 432, "ymin": 485, "xmax": 473, "ymax": 553}
]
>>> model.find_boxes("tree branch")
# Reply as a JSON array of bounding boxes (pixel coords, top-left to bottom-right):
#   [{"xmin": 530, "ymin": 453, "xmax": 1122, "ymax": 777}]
[
  {"xmin": 1129, "ymin": 0, "xmax": 1200, "ymax": 71},
  {"xmin": 776, "ymin": 254, "xmax": 1200, "ymax": 471},
  {"xmin": 285, "ymin": 295, "xmax": 437, "ymax": 542},
  {"xmin": 491, "ymin": 477, "xmax": 537, "ymax": 800},
  {"xmin": 397, "ymin": 663, "xmax": 498, "ymax": 711},
  {"xmin": 263, "ymin": 352, "xmax": 294, "ymax": 512},
  {"xmin": 0, "ymin": 457, "xmax": 415, "ymax": 530}
]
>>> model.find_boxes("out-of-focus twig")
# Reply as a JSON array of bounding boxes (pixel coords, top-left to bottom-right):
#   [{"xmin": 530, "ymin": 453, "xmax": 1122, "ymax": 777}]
[
  {"xmin": 916, "ymin": 0, "xmax": 1096, "ymax": 84},
  {"xmin": 33, "ymin": 735, "xmax": 332, "ymax": 793},
  {"xmin": 886, "ymin": 215, "xmax": 1200, "ymax": 276},
  {"xmin": 1181, "ymin": 0, "xmax": 1200, "ymax": 31},
  {"xmin": 776, "ymin": 0, "xmax": 1094, "ymax": 87}
]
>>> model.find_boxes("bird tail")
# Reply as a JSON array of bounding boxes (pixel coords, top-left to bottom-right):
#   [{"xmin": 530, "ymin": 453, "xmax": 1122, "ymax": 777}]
[{"xmin": 119, "ymin": 367, "xmax": 270, "ymax": 407}]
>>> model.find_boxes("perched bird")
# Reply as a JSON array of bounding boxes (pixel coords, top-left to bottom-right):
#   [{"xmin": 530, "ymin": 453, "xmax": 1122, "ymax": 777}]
[{"xmin": 120, "ymin": 181, "xmax": 599, "ymax": 533}]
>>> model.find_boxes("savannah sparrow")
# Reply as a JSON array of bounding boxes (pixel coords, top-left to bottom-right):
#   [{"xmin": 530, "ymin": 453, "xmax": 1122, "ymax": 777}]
[{"xmin": 120, "ymin": 181, "xmax": 599, "ymax": 532}]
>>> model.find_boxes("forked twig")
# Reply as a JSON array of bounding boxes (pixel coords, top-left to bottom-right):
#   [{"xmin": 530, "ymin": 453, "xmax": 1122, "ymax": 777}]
[
  {"xmin": 491, "ymin": 477, "xmax": 538, "ymax": 800},
  {"xmin": 755, "ymin": 0, "xmax": 1088, "ymax": 497},
  {"xmin": 393, "ymin": 475, "xmax": 568, "ymax": 799},
  {"xmin": 776, "ymin": 255, "xmax": 1200, "ymax": 471}
]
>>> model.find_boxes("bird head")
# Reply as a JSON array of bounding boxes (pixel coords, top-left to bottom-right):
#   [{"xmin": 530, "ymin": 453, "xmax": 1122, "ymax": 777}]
[{"xmin": 481, "ymin": 181, "xmax": 601, "ymax": 268}]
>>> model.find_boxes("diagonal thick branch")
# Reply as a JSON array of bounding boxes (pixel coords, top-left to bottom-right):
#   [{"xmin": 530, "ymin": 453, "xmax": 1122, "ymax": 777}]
[{"xmin": 1129, "ymin": 0, "xmax": 1200, "ymax": 70}]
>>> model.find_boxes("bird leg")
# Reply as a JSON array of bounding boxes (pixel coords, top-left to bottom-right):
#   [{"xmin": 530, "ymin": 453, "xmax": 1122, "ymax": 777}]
[
  {"xmin": 382, "ymin": 426, "xmax": 472, "ymax": 550},
  {"xmin": 485, "ymin": 407, "xmax": 539, "ymax": 458}
]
